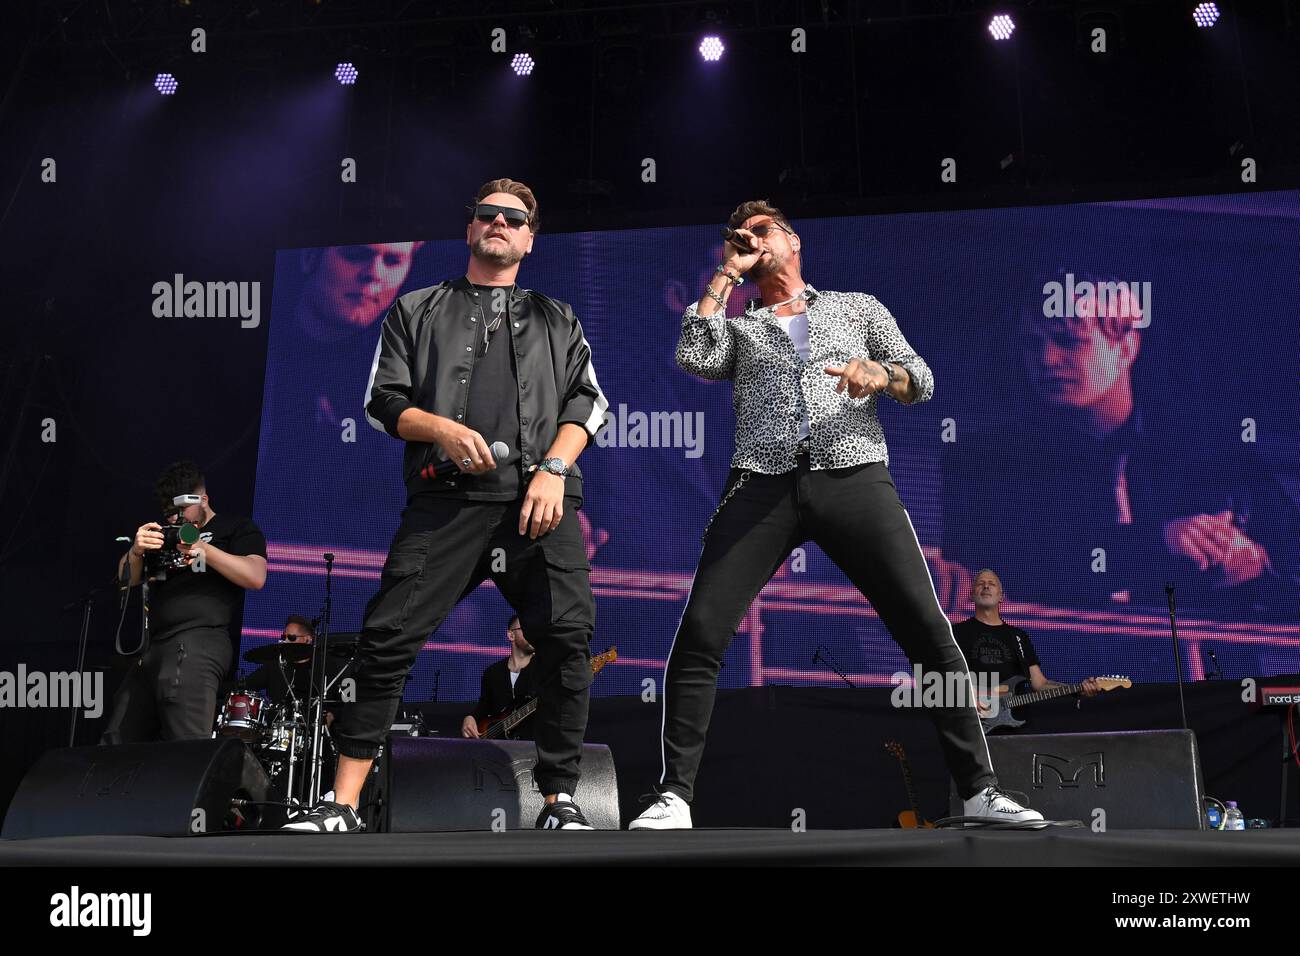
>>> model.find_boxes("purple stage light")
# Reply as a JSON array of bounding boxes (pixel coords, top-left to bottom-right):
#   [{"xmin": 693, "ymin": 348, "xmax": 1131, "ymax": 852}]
[
  {"xmin": 154, "ymin": 73, "xmax": 179, "ymax": 96},
  {"xmin": 699, "ymin": 36, "xmax": 725, "ymax": 62},
  {"xmin": 1192, "ymin": 3, "xmax": 1220, "ymax": 28},
  {"xmin": 335, "ymin": 62, "xmax": 359, "ymax": 85},
  {"xmin": 511, "ymin": 53, "xmax": 535, "ymax": 76},
  {"xmin": 987, "ymin": 15, "xmax": 1016, "ymax": 41}
]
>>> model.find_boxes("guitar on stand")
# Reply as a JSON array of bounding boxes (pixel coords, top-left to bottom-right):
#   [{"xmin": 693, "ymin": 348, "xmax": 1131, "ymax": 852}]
[
  {"xmin": 976, "ymin": 674, "xmax": 1131, "ymax": 733},
  {"xmin": 477, "ymin": 647, "xmax": 618, "ymax": 740},
  {"xmin": 885, "ymin": 741, "xmax": 934, "ymax": 829}
]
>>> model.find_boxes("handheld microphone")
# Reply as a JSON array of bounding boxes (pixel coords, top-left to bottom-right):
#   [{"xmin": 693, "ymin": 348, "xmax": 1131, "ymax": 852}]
[
  {"xmin": 721, "ymin": 226, "xmax": 756, "ymax": 255},
  {"xmin": 421, "ymin": 441, "xmax": 510, "ymax": 481}
]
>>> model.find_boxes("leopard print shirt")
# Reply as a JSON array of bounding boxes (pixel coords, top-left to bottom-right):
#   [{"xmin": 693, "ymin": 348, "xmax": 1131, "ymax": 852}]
[{"xmin": 676, "ymin": 285, "xmax": 934, "ymax": 474}]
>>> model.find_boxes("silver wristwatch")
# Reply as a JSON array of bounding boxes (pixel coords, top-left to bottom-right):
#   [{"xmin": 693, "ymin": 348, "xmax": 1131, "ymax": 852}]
[{"xmin": 537, "ymin": 457, "xmax": 570, "ymax": 477}]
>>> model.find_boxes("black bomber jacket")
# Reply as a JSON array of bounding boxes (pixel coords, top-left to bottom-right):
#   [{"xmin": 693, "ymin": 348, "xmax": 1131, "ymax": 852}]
[{"xmin": 363, "ymin": 276, "xmax": 609, "ymax": 502}]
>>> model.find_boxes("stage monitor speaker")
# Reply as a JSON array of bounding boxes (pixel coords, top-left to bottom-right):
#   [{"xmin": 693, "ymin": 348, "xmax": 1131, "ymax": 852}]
[
  {"xmin": 950, "ymin": 729, "xmax": 1206, "ymax": 829},
  {"xmin": 379, "ymin": 737, "xmax": 620, "ymax": 832},
  {"xmin": 1, "ymin": 738, "xmax": 270, "ymax": 840}
]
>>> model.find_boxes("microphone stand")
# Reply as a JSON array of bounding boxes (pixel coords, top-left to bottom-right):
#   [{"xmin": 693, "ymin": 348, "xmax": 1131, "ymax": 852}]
[
  {"xmin": 813, "ymin": 645, "xmax": 857, "ymax": 689},
  {"xmin": 306, "ymin": 552, "xmax": 335, "ymax": 805},
  {"xmin": 1165, "ymin": 582, "xmax": 1189, "ymax": 731},
  {"xmin": 63, "ymin": 585, "xmax": 105, "ymax": 747}
]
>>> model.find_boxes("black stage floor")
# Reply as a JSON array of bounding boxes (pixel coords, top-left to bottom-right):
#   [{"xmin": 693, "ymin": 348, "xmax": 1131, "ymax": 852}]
[{"xmin": 2, "ymin": 828, "xmax": 1298, "ymax": 866}]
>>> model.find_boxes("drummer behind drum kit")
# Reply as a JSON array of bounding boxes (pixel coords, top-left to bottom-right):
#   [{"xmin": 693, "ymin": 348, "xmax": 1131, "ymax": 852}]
[{"xmin": 215, "ymin": 634, "xmax": 360, "ymax": 826}]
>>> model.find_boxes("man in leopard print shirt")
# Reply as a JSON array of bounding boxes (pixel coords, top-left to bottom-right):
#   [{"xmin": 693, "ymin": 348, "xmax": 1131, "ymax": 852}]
[{"xmin": 630, "ymin": 200, "xmax": 1040, "ymax": 830}]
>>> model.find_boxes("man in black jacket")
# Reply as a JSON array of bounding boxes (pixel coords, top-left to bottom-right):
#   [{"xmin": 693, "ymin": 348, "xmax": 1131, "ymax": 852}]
[
  {"xmin": 287, "ymin": 178, "xmax": 608, "ymax": 832},
  {"xmin": 462, "ymin": 615, "xmax": 539, "ymax": 740}
]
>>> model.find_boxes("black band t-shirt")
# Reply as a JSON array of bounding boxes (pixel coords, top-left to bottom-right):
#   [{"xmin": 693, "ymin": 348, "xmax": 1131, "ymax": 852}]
[
  {"xmin": 147, "ymin": 513, "xmax": 268, "ymax": 643},
  {"xmin": 953, "ymin": 617, "xmax": 1040, "ymax": 683}
]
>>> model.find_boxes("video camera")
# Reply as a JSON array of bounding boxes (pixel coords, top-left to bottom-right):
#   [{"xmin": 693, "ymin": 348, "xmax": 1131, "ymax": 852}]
[{"xmin": 144, "ymin": 494, "xmax": 203, "ymax": 580}]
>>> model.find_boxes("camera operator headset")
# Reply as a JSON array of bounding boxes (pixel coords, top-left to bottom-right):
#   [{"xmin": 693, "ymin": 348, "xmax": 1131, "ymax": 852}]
[{"xmin": 101, "ymin": 460, "xmax": 268, "ymax": 744}]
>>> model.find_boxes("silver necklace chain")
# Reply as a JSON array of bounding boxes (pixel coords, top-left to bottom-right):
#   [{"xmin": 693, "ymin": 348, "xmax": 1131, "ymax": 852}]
[{"xmin": 468, "ymin": 278, "xmax": 512, "ymax": 354}]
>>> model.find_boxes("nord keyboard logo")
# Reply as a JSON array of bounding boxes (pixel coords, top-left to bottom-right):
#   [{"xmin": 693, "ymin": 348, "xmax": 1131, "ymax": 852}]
[{"xmin": 1032, "ymin": 751, "xmax": 1105, "ymax": 788}]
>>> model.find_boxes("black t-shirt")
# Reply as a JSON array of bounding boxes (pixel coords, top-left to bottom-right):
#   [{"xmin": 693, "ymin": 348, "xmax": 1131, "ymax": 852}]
[
  {"xmin": 434, "ymin": 282, "xmax": 523, "ymax": 501},
  {"xmin": 148, "ymin": 514, "xmax": 267, "ymax": 643},
  {"xmin": 953, "ymin": 617, "xmax": 1040, "ymax": 683}
]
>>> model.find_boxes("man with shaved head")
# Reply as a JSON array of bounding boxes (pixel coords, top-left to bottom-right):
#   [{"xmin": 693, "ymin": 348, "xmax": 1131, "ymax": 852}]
[{"xmin": 953, "ymin": 569, "xmax": 1100, "ymax": 703}]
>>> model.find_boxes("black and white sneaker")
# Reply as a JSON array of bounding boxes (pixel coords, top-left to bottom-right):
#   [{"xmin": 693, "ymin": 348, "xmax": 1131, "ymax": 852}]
[
  {"xmin": 535, "ymin": 794, "xmax": 595, "ymax": 830},
  {"xmin": 281, "ymin": 800, "xmax": 365, "ymax": 833},
  {"xmin": 963, "ymin": 786, "xmax": 1044, "ymax": 824}
]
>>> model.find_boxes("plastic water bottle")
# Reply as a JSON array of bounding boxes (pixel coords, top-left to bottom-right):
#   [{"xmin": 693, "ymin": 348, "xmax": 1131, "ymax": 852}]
[{"xmin": 1223, "ymin": 801, "xmax": 1245, "ymax": 830}]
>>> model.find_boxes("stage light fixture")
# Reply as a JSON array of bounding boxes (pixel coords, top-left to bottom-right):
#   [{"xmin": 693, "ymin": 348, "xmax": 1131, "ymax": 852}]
[
  {"xmin": 511, "ymin": 53, "xmax": 535, "ymax": 76},
  {"xmin": 335, "ymin": 62, "xmax": 359, "ymax": 85},
  {"xmin": 987, "ymin": 15, "xmax": 1016, "ymax": 41},
  {"xmin": 154, "ymin": 73, "xmax": 179, "ymax": 95},
  {"xmin": 1192, "ymin": 3, "xmax": 1220, "ymax": 28},
  {"xmin": 699, "ymin": 36, "xmax": 725, "ymax": 61}
]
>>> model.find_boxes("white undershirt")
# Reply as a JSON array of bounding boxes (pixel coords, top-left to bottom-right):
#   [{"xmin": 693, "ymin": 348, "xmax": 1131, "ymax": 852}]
[
  {"xmin": 509, "ymin": 668, "xmax": 520, "ymax": 689},
  {"xmin": 773, "ymin": 308, "xmax": 811, "ymax": 440}
]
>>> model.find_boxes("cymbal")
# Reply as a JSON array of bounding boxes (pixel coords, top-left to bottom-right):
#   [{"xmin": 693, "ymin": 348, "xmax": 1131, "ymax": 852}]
[
  {"xmin": 244, "ymin": 642, "xmax": 314, "ymax": 665},
  {"xmin": 320, "ymin": 634, "xmax": 361, "ymax": 653},
  {"xmin": 316, "ymin": 639, "xmax": 360, "ymax": 657}
]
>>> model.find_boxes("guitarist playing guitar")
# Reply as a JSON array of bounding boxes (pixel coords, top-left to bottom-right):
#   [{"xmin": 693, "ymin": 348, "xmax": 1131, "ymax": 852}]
[
  {"xmin": 463, "ymin": 616, "xmax": 539, "ymax": 739},
  {"xmin": 953, "ymin": 570, "xmax": 1103, "ymax": 723},
  {"xmin": 462, "ymin": 615, "xmax": 618, "ymax": 740}
]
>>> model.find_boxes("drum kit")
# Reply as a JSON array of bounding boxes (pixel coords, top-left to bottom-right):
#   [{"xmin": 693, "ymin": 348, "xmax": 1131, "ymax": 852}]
[{"xmin": 215, "ymin": 634, "xmax": 360, "ymax": 821}]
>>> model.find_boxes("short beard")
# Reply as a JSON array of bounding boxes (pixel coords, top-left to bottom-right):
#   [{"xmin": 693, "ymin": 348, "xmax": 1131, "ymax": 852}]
[
  {"xmin": 472, "ymin": 237, "xmax": 524, "ymax": 267},
  {"xmin": 749, "ymin": 249, "xmax": 783, "ymax": 278}
]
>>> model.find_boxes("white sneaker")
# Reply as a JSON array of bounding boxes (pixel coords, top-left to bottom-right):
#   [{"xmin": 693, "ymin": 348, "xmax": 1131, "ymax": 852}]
[
  {"xmin": 963, "ymin": 786, "xmax": 1045, "ymax": 824},
  {"xmin": 628, "ymin": 791, "xmax": 693, "ymax": 830}
]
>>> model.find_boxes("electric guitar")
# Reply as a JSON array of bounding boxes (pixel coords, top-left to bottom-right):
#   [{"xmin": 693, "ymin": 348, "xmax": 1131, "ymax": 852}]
[
  {"xmin": 477, "ymin": 647, "xmax": 618, "ymax": 739},
  {"xmin": 977, "ymin": 674, "xmax": 1131, "ymax": 733},
  {"xmin": 884, "ymin": 741, "xmax": 934, "ymax": 829}
]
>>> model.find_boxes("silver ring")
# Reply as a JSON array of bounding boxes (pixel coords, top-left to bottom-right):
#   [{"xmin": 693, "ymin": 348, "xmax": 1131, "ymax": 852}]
[{"xmin": 461, "ymin": 458, "xmax": 472, "ymax": 467}]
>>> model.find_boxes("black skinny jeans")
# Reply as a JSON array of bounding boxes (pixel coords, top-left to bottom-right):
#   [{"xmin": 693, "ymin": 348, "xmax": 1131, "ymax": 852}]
[
  {"xmin": 658, "ymin": 457, "xmax": 998, "ymax": 803},
  {"xmin": 331, "ymin": 493, "xmax": 595, "ymax": 797}
]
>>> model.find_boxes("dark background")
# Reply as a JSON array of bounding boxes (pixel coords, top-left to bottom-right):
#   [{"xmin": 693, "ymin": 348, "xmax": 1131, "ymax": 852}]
[{"xmin": 1, "ymin": 0, "xmax": 1297, "ymax": 821}]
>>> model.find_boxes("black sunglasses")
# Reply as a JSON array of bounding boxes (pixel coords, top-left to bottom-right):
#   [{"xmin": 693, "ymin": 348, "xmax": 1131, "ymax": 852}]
[{"xmin": 469, "ymin": 203, "xmax": 531, "ymax": 228}]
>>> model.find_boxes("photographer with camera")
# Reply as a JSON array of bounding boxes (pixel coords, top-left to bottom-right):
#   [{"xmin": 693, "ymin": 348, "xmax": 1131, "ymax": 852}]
[{"xmin": 101, "ymin": 460, "xmax": 268, "ymax": 744}]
